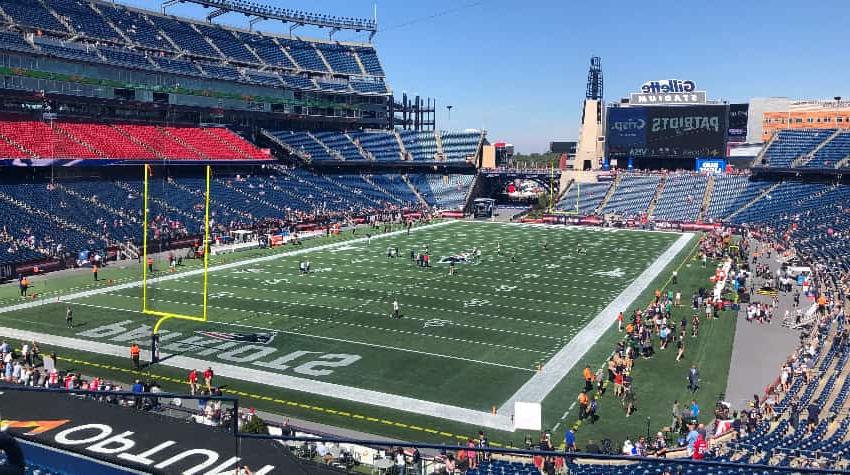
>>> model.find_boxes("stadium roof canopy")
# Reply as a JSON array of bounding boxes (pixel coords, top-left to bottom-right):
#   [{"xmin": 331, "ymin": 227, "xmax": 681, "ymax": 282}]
[{"xmin": 171, "ymin": 0, "xmax": 378, "ymax": 38}]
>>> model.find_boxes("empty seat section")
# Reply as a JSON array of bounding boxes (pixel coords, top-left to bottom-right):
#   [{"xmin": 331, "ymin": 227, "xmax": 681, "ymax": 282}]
[
  {"xmin": 652, "ymin": 174, "xmax": 707, "ymax": 221},
  {"xmin": 440, "ymin": 131, "xmax": 480, "ymax": 161},
  {"xmin": 0, "ymin": 0, "xmax": 66, "ymax": 32},
  {"xmin": 0, "ymin": 119, "xmax": 98, "ymax": 158},
  {"xmin": 602, "ymin": 174, "xmax": 661, "ymax": 217},
  {"xmin": 116, "ymin": 125, "xmax": 201, "ymax": 159},
  {"xmin": 313, "ymin": 132, "xmax": 364, "ymax": 160},
  {"xmin": 238, "ymin": 33, "xmax": 295, "ymax": 69},
  {"xmin": 279, "ymin": 39, "xmax": 327, "ymax": 72},
  {"xmin": 203, "ymin": 128, "xmax": 269, "ymax": 160},
  {"xmin": 762, "ymin": 129, "xmax": 835, "ymax": 168},
  {"xmin": 50, "ymin": 0, "xmax": 122, "ymax": 41},
  {"xmin": 195, "ymin": 24, "xmax": 256, "ymax": 64},
  {"xmin": 316, "ymin": 44, "xmax": 361, "ymax": 74},
  {"xmin": 806, "ymin": 131, "xmax": 850, "ymax": 168},
  {"xmin": 353, "ymin": 47, "xmax": 384, "ymax": 76},
  {"xmin": 98, "ymin": 5, "xmax": 173, "ymax": 51},
  {"xmin": 148, "ymin": 15, "xmax": 219, "ymax": 58},
  {"xmin": 351, "ymin": 131, "xmax": 402, "ymax": 161},
  {"xmin": 56, "ymin": 123, "xmax": 156, "ymax": 159},
  {"xmin": 557, "ymin": 182, "xmax": 611, "ymax": 215}
]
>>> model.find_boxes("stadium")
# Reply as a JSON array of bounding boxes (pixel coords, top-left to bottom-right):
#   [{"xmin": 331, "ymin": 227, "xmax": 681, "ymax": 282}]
[{"xmin": 0, "ymin": 0, "xmax": 847, "ymax": 474}]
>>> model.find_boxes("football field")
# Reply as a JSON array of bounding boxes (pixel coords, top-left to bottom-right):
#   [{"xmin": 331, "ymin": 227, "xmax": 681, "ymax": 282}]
[{"xmin": 0, "ymin": 221, "xmax": 691, "ymax": 432}]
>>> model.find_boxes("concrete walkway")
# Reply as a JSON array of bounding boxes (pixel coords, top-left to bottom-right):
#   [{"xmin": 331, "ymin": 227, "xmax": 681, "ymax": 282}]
[{"xmin": 724, "ymin": 239, "xmax": 800, "ymax": 410}]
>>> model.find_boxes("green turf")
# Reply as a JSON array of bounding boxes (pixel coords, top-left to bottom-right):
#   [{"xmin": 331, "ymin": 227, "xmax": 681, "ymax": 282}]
[{"xmin": 0, "ymin": 221, "xmax": 720, "ymax": 446}]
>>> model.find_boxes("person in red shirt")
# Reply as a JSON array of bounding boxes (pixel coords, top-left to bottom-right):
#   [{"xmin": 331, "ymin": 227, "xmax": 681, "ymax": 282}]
[
  {"xmin": 203, "ymin": 366, "xmax": 214, "ymax": 391},
  {"xmin": 692, "ymin": 434, "xmax": 707, "ymax": 460},
  {"xmin": 617, "ymin": 312, "xmax": 624, "ymax": 332},
  {"xmin": 188, "ymin": 369, "xmax": 199, "ymax": 395}
]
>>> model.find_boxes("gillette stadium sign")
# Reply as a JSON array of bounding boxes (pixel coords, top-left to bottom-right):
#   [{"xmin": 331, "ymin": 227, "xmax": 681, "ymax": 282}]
[{"xmin": 630, "ymin": 79, "xmax": 706, "ymax": 105}]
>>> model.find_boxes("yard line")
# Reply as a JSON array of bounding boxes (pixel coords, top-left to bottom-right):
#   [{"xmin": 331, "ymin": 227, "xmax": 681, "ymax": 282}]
[
  {"xmin": 270, "ymin": 257, "xmax": 639, "ymax": 290},
  {"xmin": 84, "ymin": 292, "xmax": 552, "ymax": 355},
  {"xmin": 219, "ymin": 274, "xmax": 601, "ymax": 319},
  {"xmin": 69, "ymin": 301, "xmax": 536, "ymax": 373},
  {"xmin": 0, "ymin": 323, "xmax": 515, "ymax": 431},
  {"xmin": 496, "ymin": 232, "xmax": 695, "ymax": 416},
  {"xmin": 151, "ymin": 281, "xmax": 566, "ymax": 340},
  {"xmin": 0, "ymin": 219, "xmax": 458, "ymax": 317},
  {"xmin": 232, "ymin": 266, "xmax": 619, "ymax": 304},
  {"xmin": 300, "ymin": 260, "xmax": 625, "ymax": 298},
  {"xmin": 213, "ymin": 274, "xmax": 590, "ymax": 328}
]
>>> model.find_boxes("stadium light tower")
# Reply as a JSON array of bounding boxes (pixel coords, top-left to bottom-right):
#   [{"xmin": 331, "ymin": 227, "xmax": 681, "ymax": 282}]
[
  {"xmin": 586, "ymin": 56, "xmax": 603, "ymax": 101},
  {"xmin": 447, "ymin": 105, "xmax": 453, "ymax": 121}
]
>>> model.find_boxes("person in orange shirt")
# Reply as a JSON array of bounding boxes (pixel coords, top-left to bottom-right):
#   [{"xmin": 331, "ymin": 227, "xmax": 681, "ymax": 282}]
[
  {"xmin": 617, "ymin": 312, "xmax": 624, "ymax": 332},
  {"xmin": 817, "ymin": 295, "xmax": 827, "ymax": 315},
  {"xmin": 92, "ymin": 264, "xmax": 98, "ymax": 281},
  {"xmin": 129, "ymin": 343, "xmax": 140, "ymax": 370},
  {"xmin": 655, "ymin": 289, "xmax": 661, "ymax": 304},
  {"xmin": 147, "ymin": 257, "xmax": 154, "ymax": 273},
  {"xmin": 583, "ymin": 366, "xmax": 594, "ymax": 392},
  {"xmin": 626, "ymin": 322, "xmax": 635, "ymax": 335},
  {"xmin": 578, "ymin": 391, "xmax": 590, "ymax": 420}
]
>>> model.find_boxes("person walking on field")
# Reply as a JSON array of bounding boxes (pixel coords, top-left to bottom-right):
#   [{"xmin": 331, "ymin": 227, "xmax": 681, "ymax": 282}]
[
  {"xmin": 92, "ymin": 264, "xmax": 98, "ymax": 281},
  {"xmin": 204, "ymin": 366, "xmax": 214, "ymax": 392},
  {"xmin": 129, "ymin": 343, "xmax": 140, "ymax": 370},
  {"xmin": 65, "ymin": 305, "xmax": 73, "ymax": 328},
  {"xmin": 392, "ymin": 300, "xmax": 400, "ymax": 319},
  {"xmin": 687, "ymin": 365, "xmax": 700, "ymax": 393}
]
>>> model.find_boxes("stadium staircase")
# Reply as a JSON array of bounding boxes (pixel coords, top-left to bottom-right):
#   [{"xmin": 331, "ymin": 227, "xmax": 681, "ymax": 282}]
[
  {"xmin": 215, "ymin": 178, "xmax": 288, "ymax": 214},
  {"xmin": 53, "ymin": 183, "xmax": 132, "ymax": 222},
  {"xmin": 191, "ymin": 23, "xmax": 226, "ymax": 59},
  {"xmin": 161, "ymin": 128, "xmax": 209, "ymax": 159},
  {"xmin": 360, "ymin": 174, "xmax": 394, "ymax": 200},
  {"xmin": 555, "ymin": 178, "xmax": 574, "ymax": 205},
  {"xmin": 315, "ymin": 47, "xmax": 334, "ymax": 73},
  {"xmin": 352, "ymin": 51, "xmax": 367, "ymax": 75},
  {"xmin": 347, "ymin": 133, "xmax": 374, "ymax": 160},
  {"xmin": 696, "ymin": 175, "xmax": 716, "ymax": 222},
  {"xmin": 645, "ymin": 175, "xmax": 667, "ymax": 217},
  {"xmin": 725, "ymin": 182, "xmax": 782, "ymax": 221},
  {"xmin": 52, "ymin": 123, "xmax": 104, "ymax": 157},
  {"xmin": 43, "ymin": 3, "xmax": 76, "ymax": 35},
  {"xmin": 113, "ymin": 180, "xmax": 196, "ymax": 223},
  {"xmin": 753, "ymin": 133, "xmax": 779, "ymax": 168},
  {"xmin": 310, "ymin": 132, "xmax": 344, "ymax": 160},
  {"xmin": 795, "ymin": 129, "xmax": 841, "ymax": 167},
  {"xmin": 461, "ymin": 174, "xmax": 482, "ymax": 213},
  {"xmin": 594, "ymin": 173, "xmax": 622, "ymax": 214},
  {"xmin": 87, "ymin": 1, "xmax": 133, "ymax": 44},
  {"xmin": 401, "ymin": 174, "xmax": 429, "ymax": 206},
  {"xmin": 434, "ymin": 131, "xmax": 445, "ymax": 159},
  {"xmin": 261, "ymin": 130, "xmax": 310, "ymax": 162},
  {"xmin": 393, "ymin": 130, "xmax": 408, "ymax": 160}
]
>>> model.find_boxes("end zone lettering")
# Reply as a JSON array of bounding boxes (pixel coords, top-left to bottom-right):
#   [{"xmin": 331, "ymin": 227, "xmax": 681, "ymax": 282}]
[{"xmin": 79, "ymin": 321, "xmax": 361, "ymax": 377}]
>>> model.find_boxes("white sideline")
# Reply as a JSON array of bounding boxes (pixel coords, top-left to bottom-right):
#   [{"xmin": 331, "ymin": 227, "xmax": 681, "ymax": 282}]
[
  {"xmin": 0, "ymin": 219, "xmax": 458, "ymax": 317},
  {"xmin": 496, "ymin": 231, "xmax": 694, "ymax": 415}
]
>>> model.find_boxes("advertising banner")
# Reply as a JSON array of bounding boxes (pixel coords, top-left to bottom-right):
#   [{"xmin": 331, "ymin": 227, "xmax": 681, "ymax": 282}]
[
  {"xmin": 727, "ymin": 103, "xmax": 749, "ymax": 143},
  {"xmin": 645, "ymin": 105, "xmax": 728, "ymax": 158},
  {"xmin": 605, "ymin": 107, "xmax": 648, "ymax": 159},
  {"xmin": 696, "ymin": 158, "xmax": 727, "ymax": 174}
]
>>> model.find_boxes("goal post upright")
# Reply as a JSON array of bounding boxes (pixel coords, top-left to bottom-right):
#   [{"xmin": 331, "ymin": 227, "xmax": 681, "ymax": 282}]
[{"xmin": 142, "ymin": 163, "xmax": 213, "ymax": 339}]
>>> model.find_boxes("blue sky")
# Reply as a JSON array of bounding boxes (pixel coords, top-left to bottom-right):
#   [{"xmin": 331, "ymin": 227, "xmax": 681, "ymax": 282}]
[{"xmin": 123, "ymin": 0, "xmax": 849, "ymax": 153}]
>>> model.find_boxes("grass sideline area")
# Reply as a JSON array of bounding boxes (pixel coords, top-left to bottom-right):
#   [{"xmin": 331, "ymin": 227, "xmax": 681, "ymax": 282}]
[{"xmin": 0, "ymin": 221, "xmax": 731, "ymax": 448}]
